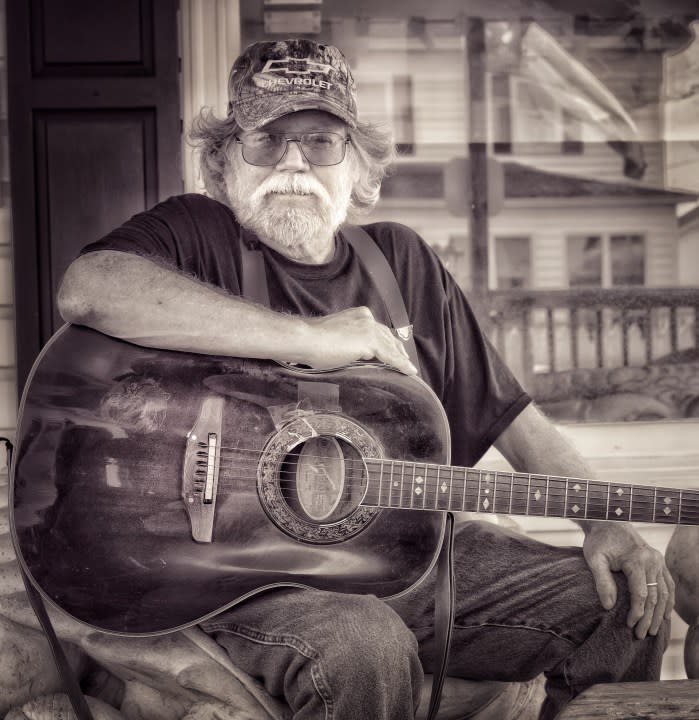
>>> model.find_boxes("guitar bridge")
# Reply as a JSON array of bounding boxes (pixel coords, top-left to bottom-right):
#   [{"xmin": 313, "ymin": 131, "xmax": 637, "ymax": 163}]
[{"xmin": 182, "ymin": 396, "xmax": 225, "ymax": 542}]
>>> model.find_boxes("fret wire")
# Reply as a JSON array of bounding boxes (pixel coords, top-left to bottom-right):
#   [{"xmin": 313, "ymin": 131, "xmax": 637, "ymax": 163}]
[
  {"xmin": 526, "ymin": 474, "xmax": 531, "ymax": 515},
  {"xmin": 679, "ymin": 490, "xmax": 683, "ymax": 524},
  {"xmin": 492, "ymin": 471, "xmax": 498, "ymax": 513},
  {"xmin": 418, "ymin": 462, "xmax": 424, "ymax": 509},
  {"xmin": 393, "ymin": 460, "xmax": 398, "ymax": 508},
  {"xmin": 564, "ymin": 478, "xmax": 569, "ymax": 519},
  {"xmin": 435, "ymin": 465, "xmax": 440, "ymax": 510},
  {"xmin": 605, "ymin": 483, "xmax": 611, "ymax": 521},
  {"xmin": 584, "ymin": 479, "xmax": 589, "ymax": 518},
  {"xmin": 422, "ymin": 463, "xmax": 429, "ymax": 510},
  {"xmin": 461, "ymin": 467, "xmax": 467, "ymax": 512},
  {"xmin": 653, "ymin": 487, "xmax": 657, "ymax": 523},
  {"xmin": 448, "ymin": 466, "xmax": 454, "ymax": 511},
  {"xmin": 410, "ymin": 462, "xmax": 415, "ymax": 509},
  {"xmin": 544, "ymin": 476, "xmax": 549, "ymax": 517},
  {"xmin": 477, "ymin": 470, "xmax": 483, "ymax": 513},
  {"xmin": 378, "ymin": 460, "xmax": 384, "ymax": 507},
  {"xmin": 400, "ymin": 461, "xmax": 405, "ymax": 509},
  {"xmin": 508, "ymin": 472, "xmax": 514, "ymax": 514},
  {"xmin": 629, "ymin": 485, "xmax": 633, "ymax": 521}
]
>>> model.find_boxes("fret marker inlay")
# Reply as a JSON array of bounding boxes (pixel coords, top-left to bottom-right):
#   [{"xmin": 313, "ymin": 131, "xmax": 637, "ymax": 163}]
[
  {"xmin": 571, "ymin": 504, "xmax": 580, "ymax": 514},
  {"xmin": 534, "ymin": 489, "xmax": 541, "ymax": 502},
  {"xmin": 615, "ymin": 507, "xmax": 623, "ymax": 516},
  {"xmin": 616, "ymin": 488, "xmax": 624, "ymax": 496},
  {"xmin": 441, "ymin": 482, "xmax": 448, "ymax": 493},
  {"xmin": 482, "ymin": 498, "xmax": 490, "ymax": 510},
  {"xmin": 573, "ymin": 484, "xmax": 581, "ymax": 492}
]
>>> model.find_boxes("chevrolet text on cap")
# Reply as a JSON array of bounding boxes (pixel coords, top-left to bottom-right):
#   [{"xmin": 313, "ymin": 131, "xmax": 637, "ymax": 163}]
[{"xmin": 227, "ymin": 39, "xmax": 358, "ymax": 131}]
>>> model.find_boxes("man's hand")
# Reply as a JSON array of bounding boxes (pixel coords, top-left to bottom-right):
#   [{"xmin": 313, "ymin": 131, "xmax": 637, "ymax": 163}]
[
  {"xmin": 304, "ymin": 306, "xmax": 418, "ymax": 375},
  {"xmin": 582, "ymin": 521, "xmax": 675, "ymax": 639}
]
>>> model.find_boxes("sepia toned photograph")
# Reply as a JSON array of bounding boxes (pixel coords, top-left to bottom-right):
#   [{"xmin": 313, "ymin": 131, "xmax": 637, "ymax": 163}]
[{"xmin": 1, "ymin": 1, "xmax": 698, "ymax": 718}]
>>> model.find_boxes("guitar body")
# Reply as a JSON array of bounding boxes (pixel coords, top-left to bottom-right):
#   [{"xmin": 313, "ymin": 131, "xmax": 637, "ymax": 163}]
[{"xmin": 11, "ymin": 325, "xmax": 448, "ymax": 635}]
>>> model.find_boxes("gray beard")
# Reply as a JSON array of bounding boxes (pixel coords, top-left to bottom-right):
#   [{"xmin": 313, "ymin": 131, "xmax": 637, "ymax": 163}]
[{"xmin": 227, "ymin": 174, "xmax": 351, "ymax": 261}]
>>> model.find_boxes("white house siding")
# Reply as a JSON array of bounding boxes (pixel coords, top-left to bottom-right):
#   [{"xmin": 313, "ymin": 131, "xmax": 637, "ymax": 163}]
[
  {"xmin": 490, "ymin": 202, "xmax": 679, "ymax": 289},
  {"xmin": 367, "ymin": 198, "xmax": 682, "ymax": 297},
  {"xmin": 512, "ymin": 141, "xmax": 664, "ymax": 188},
  {"xmin": 353, "ymin": 47, "xmax": 468, "ymax": 156},
  {"xmin": 678, "ymin": 209, "xmax": 699, "ymax": 287}
]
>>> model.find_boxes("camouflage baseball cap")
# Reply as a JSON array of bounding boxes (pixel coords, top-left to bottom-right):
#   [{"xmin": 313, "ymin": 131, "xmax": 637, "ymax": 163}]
[{"xmin": 227, "ymin": 39, "xmax": 358, "ymax": 130}]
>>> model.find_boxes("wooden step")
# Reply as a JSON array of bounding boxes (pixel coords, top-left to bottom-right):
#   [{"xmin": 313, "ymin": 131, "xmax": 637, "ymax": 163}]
[{"xmin": 557, "ymin": 679, "xmax": 699, "ymax": 719}]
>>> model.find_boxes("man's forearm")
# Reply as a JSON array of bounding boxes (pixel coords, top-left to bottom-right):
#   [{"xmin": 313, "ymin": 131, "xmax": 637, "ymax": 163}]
[
  {"xmin": 57, "ymin": 250, "xmax": 312, "ymax": 363},
  {"xmin": 57, "ymin": 250, "xmax": 418, "ymax": 374},
  {"xmin": 494, "ymin": 403, "xmax": 600, "ymax": 533}
]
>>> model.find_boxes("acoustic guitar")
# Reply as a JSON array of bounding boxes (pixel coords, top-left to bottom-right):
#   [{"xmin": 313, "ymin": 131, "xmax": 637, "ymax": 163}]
[{"xmin": 10, "ymin": 325, "xmax": 698, "ymax": 635}]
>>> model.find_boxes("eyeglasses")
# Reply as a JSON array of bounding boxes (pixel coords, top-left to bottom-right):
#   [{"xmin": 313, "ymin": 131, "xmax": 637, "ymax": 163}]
[{"xmin": 234, "ymin": 132, "xmax": 350, "ymax": 167}]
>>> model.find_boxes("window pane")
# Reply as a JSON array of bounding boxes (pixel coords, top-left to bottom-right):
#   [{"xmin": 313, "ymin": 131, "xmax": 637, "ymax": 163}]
[
  {"xmin": 495, "ymin": 236, "xmax": 530, "ymax": 289},
  {"xmin": 611, "ymin": 234, "xmax": 645, "ymax": 285},
  {"xmin": 568, "ymin": 235, "xmax": 601, "ymax": 286}
]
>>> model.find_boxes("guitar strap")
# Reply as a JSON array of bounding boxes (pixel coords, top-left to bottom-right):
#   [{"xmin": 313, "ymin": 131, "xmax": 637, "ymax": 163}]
[
  {"xmin": 239, "ymin": 226, "xmax": 455, "ymax": 720},
  {"xmin": 1, "ymin": 437, "xmax": 96, "ymax": 720}
]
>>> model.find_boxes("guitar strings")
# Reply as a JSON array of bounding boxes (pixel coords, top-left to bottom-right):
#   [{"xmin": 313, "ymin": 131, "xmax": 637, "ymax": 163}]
[
  {"xmin": 199, "ymin": 469, "xmax": 694, "ymax": 516},
  {"xmin": 193, "ymin": 474, "xmax": 697, "ymax": 520},
  {"xmin": 184, "ymin": 446, "xmax": 696, "ymax": 516},
  {"xmin": 200, "ymin": 458, "xmax": 693, "ymax": 503},
  {"xmin": 199, "ymin": 446, "xmax": 696, "ymax": 497}
]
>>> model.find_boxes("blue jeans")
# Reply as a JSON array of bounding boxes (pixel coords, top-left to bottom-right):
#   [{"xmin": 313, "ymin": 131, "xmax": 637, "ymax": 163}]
[{"xmin": 200, "ymin": 521, "xmax": 669, "ymax": 720}]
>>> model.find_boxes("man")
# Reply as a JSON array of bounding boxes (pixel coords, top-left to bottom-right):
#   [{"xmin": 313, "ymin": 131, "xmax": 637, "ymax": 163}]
[{"xmin": 57, "ymin": 39, "xmax": 672, "ymax": 719}]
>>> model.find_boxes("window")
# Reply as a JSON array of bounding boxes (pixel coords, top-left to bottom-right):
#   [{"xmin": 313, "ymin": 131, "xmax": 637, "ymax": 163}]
[
  {"xmin": 566, "ymin": 233, "xmax": 646, "ymax": 287},
  {"xmin": 611, "ymin": 234, "xmax": 645, "ymax": 285},
  {"xmin": 495, "ymin": 236, "xmax": 531, "ymax": 288},
  {"xmin": 491, "ymin": 77, "xmax": 584, "ymax": 155},
  {"xmin": 568, "ymin": 235, "xmax": 602, "ymax": 286}
]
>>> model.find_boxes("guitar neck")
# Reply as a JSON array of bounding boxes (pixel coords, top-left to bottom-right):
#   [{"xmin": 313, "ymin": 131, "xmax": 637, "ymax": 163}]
[{"xmin": 362, "ymin": 459, "xmax": 699, "ymax": 526}]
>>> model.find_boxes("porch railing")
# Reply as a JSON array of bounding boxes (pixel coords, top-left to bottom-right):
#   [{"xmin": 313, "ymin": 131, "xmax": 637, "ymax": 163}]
[{"xmin": 486, "ymin": 288, "xmax": 699, "ymax": 391}]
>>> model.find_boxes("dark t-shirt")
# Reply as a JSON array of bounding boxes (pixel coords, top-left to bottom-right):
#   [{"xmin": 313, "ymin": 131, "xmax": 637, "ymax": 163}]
[{"xmin": 81, "ymin": 193, "xmax": 530, "ymax": 466}]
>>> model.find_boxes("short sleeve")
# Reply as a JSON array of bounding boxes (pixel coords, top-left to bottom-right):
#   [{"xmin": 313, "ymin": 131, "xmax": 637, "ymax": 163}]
[
  {"xmin": 79, "ymin": 194, "xmax": 245, "ymax": 295},
  {"xmin": 441, "ymin": 277, "xmax": 531, "ymax": 467}
]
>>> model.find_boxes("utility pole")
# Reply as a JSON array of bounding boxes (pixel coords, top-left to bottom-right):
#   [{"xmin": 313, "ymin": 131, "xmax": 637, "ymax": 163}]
[{"xmin": 466, "ymin": 16, "xmax": 490, "ymax": 301}]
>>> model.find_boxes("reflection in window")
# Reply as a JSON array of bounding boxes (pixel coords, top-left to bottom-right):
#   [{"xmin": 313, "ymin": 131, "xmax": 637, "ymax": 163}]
[
  {"xmin": 611, "ymin": 234, "xmax": 645, "ymax": 286},
  {"xmin": 495, "ymin": 236, "xmax": 530, "ymax": 289},
  {"xmin": 568, "ymin": 235, "xmax": 602, "ymax": 286},
  {"xmin": 393, "ymin": 75, "xmax": 414, "ymax": 153},
  {"xmin": 491, "ymin": 73, "xmax": 512, "ymax": 154}
]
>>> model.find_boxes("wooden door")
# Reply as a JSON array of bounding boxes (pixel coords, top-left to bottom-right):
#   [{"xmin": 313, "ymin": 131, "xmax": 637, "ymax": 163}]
[{"xmin": 7, "ymin": 0, "xmax": 182, "ymax": 390}]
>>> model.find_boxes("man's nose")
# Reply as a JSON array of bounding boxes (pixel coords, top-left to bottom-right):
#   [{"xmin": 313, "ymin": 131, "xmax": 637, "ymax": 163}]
[{"xmin": 276, "ymin": 139, "xmax": 310, "ymax": 170}]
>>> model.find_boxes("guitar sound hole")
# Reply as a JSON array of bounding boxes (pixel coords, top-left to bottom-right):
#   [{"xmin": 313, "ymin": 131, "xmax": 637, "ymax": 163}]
[
  {"xmin": 281, "ymin": 436, "xmax": 367, "ymax": 525},
  {"xmin": 257, "ymin": 414, "xmax": 381, "ymax": 543}
]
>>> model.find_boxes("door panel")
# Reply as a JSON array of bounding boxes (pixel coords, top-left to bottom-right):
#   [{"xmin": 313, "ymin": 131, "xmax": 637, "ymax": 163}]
[{"xmin": 8, "ymin": 0, "xmax": 182, "ymax": 391}]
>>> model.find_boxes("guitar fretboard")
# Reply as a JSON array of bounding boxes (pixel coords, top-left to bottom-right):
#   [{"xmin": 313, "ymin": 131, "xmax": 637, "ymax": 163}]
[{"xmin": 362, "ymin": 460, "xmax": 699, "ymax": 525}]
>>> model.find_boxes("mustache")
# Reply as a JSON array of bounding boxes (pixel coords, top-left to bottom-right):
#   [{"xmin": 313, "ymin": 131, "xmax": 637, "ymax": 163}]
[{"xmin": 251, "ymin": 174, "xmax": 332, "ymax": 205}]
